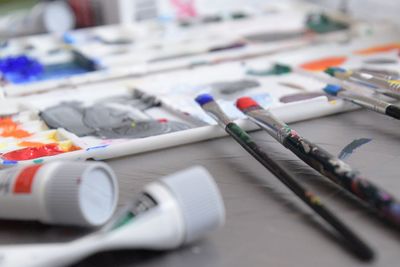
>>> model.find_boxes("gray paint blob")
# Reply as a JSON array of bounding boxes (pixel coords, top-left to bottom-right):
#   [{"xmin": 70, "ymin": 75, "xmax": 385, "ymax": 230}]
[
  {"xmin": 40, "ymin": 102, "xmax": 95, "ymax": 136},
  {"xmin": 96, "ymin": 121, "xmax": 190, "ymax": 139},
  {"xmin": 83, "ymin": 104, "xmax": 138, "ymax": 129},
  {"xmin": 40, "ymin": 100, "xmax": 191, "ymax": 139},
  {"xmin": 208, "ymin": 79, "xmax": 260, "ymax": 95},
  {"xmin": 244, "ymin": 31, "xmax": 304, "ymax": 43},
  {"xmin": 279, "ymin": 92, "xmax": 334, "ymax": 103},
  {"xmin": 363, "ymin": 58, "xmax": 398, "ymax": 65}
]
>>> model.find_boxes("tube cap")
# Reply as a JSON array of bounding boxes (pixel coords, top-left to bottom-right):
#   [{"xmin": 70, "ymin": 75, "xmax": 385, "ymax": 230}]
[
  {"xmin": 160, "ymin": 166, "xmax": 225, "ymax": 244},
  {"xmin": 43, "ymin": 161, "xmax": 118, "ymax": 227}
]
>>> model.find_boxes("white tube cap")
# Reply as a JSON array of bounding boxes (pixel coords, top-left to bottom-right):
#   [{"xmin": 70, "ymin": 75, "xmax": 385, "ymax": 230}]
[
  {"xmin": 43, "ymin": 161, "xmax": 118, "ymax": 227},
  {"xmin": 160, "ymin": 166, "xmax": 225, "ymax": 244}
]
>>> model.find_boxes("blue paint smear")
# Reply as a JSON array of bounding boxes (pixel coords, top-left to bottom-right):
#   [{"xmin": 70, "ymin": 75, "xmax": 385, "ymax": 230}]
[
  {"xmin": 0, "ymin": 55, "xmax": 43, "ymax": 83},
  {"xmin": 4, "ymin": 61, "xmax": 93, "ymax": 84},
  {"xmin": 1, "ymin": 52, "xmax": 97, "ymax": 84},
  {"xmin": 338, "ymin": 138, "xmax": 372, "ymax": 160},
  {"xmin": 2, "ymin": 160, "xmax": 18, "ymax": 165},
  {"xmin": 86, "ymin": 144, "xmax": 109, "ymax": 151}
]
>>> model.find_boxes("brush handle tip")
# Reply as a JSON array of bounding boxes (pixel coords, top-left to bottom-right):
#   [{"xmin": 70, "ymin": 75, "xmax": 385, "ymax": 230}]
[{"xmin": 386, "ymin": 105, "xmax": 400, "ymax": 120}]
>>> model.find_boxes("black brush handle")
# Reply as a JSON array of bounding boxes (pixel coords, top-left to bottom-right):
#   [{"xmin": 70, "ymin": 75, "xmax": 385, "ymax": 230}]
[
  {"xmin": 225, "ymin": 123, "xmax": 374, "ymax": 261},
  {"xmin": 385, "ymin": 105, "xmax": 400, "ymax": 120}
]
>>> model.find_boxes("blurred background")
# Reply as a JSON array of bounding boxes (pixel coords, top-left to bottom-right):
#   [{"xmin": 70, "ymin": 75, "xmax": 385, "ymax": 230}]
[{"xmin": 0, "ymin": 0, "xmax": 398, "ymax": 38}]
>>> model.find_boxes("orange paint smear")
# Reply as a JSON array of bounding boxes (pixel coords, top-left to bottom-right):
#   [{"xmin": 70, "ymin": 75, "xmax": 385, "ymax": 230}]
[
  {"xmin": 300, "ymin": 56, "xmax": 347, "ymax": 71},
  {"xmin": 0, "ymin": 117, "xmax": 31, "ymax": 138},
  {"xmin": 18, "ymin": 141, "xmax": 46, "ymax": 147},
  {"xmin": 2, "ymin": 143, "xmax": 80, "ymax": 161},
  {"xmin": 69, "ymin": 145, "xmax": 81, "ymax": 152},
  {"xmin": 354, "ymin": 43, "xmax": 400, "ymax": 55}
]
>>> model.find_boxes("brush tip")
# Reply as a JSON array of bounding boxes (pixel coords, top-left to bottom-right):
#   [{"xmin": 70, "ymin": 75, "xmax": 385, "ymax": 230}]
[
  {"xmin": 195, "ymin": 94, "xmax": 215, "ymax": 106},
  {"xmin": 324, "ymin": 67, "xmax": 346, "ymax": 76},
  {"xmin": 236, "ymin": 97, "xmax": 260, "ymax": 111},
  {"xmin": 323, "ymin": 84, "xmax": 343, "ymax": 96}
]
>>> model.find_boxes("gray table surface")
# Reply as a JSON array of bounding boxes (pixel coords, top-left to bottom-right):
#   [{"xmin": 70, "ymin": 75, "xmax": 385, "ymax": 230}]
[{"xmin": 1, "ymin": 108, "xmax": 400, "ymax": 267}]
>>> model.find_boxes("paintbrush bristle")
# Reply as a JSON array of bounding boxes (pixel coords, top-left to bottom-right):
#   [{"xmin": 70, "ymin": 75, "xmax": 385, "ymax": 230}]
[
  {"xmin": 195, "ymin": 94, "xmax": 215, "ymax": 106},
  {"xmin": 325, "ymin": 67, "xmax": 346, "ymax": 77},
  {"xmin": 323, "ymin": 84, "xmax": 343, "ymax": 96},
  {"xmin": 236, "ymin": 97, "xmax": 261, "ymax": 112}
]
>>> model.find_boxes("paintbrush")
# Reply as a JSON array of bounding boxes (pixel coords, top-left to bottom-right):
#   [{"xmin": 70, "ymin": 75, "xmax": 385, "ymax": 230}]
[
  {"xmin": 266, "ymin": 63, "xmax": 400, "ymax": 101},
  {"xmin": 236, "ymin": 96, "xmax": 400, "ymax": 228},
  {"xmin": 325, "ymin": 67, "xmax": 400, "ymax": 98},
  {"xmin": 133, "ymin": 88, "xmax": 208, "ymax": 126},
  {"xmin": 355, "ymin": 68, "xmax": 399, "ymax": 81},
  {"xmin": 195, "ymin": 93, "xmax": 374, "ymax": 261},
  {"xmin": 323, "ymin": 84, "xmax": 400, "ymax": 120}
]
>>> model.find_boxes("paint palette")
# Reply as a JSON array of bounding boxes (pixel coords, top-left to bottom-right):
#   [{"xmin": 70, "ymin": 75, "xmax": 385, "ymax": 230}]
[
  {"xmin": 0, "ymin": 82, "xmax": 203, "ymax": 166},
  {"xmin": 0, "ymin": 55, "xmax": 355, "ymax": 167},
  {"xmin": 0, "ymin": 4, "xmax": 352, "ymax": 97},
  {"xmin": 0, "ymin": 12, "xmax": 397, "ymax": 167}
]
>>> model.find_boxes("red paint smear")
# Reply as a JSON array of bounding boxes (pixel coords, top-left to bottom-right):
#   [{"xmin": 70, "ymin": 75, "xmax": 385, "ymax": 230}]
[
  {"xmin": 300, "ymin": 56, "xmax": 347, "ymax": 71},
  {"xmin": 354, "ymin": 43, "xmax": 400, "ymax": 55},
  {"xmin": 3, "ymin": 143, "xmax": 65, "ymax": 161},
  {"xmin": 158, "ymin": 118, "xmax": 168, "ymax": 123},
  {"xmin": 0, "ymin": 117, "xmax": 31, "ymax": 138}
]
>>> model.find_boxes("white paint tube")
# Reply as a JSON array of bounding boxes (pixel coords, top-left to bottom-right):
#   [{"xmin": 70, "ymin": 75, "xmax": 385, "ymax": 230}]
[
  {"xmin": 0, "ymin": 166, "xmax": 225, "ymax": 267},
  {"xmin": 0, "ymin": 161, "xmax": 118, "ymax": 227}
]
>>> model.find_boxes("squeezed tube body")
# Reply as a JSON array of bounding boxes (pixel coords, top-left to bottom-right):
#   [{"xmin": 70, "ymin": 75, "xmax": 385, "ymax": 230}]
[{"xmin": 0, "ymin": 161, "xmax": 118, "ymax": 227}]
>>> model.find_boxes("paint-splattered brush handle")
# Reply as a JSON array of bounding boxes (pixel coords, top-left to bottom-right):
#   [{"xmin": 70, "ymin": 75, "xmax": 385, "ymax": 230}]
[
  {"xmin": 323, "ymin": 85, "xmax": 400, "ymax": 120},
  {"xmin": 225, "ymin": 123, "xmax": 374, "ymax": 260},
  {"xmin": 281, "ymin": 128, "xmax": 400, "ymax": 226}
]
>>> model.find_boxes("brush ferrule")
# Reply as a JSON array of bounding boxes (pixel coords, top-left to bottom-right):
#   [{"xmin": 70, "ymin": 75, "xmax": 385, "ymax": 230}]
[
  {"xmin": 375, "ymin": 89, "xmax": 400, "ymax": 101},
  {"xmin": 339, "ymin": 90, "xmax": 390, "ymax": 114},
  {"xmin": 241, "ymin": 105, "xmax": 261, "ymax": 113},
  {"xmin": 352, "ymin": 72, "xmax": 391, "ymax": 89},
  {"xmin": 335, "ymin": 71, "xmax": 352, "ymax": 80},
  {"xmin": 246, "ymin": 109, "xmax": 288, "ymax": 143},
  {"xmin": 202, "ymin": 102, "xmax": 231, "ymax": 126}
]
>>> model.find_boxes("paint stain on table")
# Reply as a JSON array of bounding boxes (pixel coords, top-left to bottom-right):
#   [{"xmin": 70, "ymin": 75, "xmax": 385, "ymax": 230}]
[{"xmin": 338, "ymin": 138, "xmax": 372, "ymax": 160}]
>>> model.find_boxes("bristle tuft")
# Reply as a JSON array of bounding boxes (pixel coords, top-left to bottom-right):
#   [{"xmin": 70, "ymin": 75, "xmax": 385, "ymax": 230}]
[
  {"xmin": 236, "ymin": 97, "xmax": 260, "ymax": 111},
  {"xmin": 195, "ymin": 94, "xmax": 214, "ymax": 106}
]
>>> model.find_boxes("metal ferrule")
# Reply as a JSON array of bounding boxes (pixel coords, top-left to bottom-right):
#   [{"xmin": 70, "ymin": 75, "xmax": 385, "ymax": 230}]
[
  {"xmin": 351, "ymin": 71, "xmax": 400, "ymax": 92},
  {"xmin": 338, "ymin": 90, "xmax": 390, "ymax": 114},
  {"xmin": 376, "ymin": 89, "xmax": 400, "ymax": 101},
  {"xmin": 352, "ymin": 72, "xmax": 390, "ymax": 89},
  {"xmin": 388, "ymin": 80, "xmax": 400, "ymax": 92},
  {"xmin": 203, "ymin": 102, "xmax": 232, "ymax": 126},
  {"xmin": 246, "ymin": 109, "xmax": 288, "ymax": 143}
]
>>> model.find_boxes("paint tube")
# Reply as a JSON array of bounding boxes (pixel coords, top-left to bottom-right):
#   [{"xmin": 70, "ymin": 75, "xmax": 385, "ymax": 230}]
[
  {"xmin": 0, "ymin": 2, "xmax": 75, "ymax": 38},
  {"xmin": 0, "ymin": 161, "xmax": 118, "ymax": 227},
  {"xmin": 0, "ymin": 166, "xmax": 225, "ymax": 267}
]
